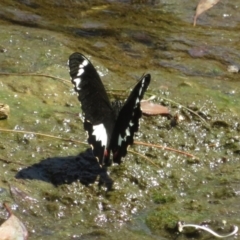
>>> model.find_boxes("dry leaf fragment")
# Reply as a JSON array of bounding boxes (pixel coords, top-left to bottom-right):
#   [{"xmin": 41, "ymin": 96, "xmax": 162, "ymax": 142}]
[
  {"xmin": 0, "ymin": 203, "xmax": 28, "ymax": 240},
  {"xmin": 194, "ymin": 0, "xmax": 220, "ymax": 26},
  {"xmin": 0, "ymin": 103, "xmax": 10, "ymax": 119},
  {"xmin": 10, "ymin": 185, "xmax": 38, "ymax": 204},
  {"xmin": 141, "ymin": 101, "xmax": 170, "ymax": 116}
]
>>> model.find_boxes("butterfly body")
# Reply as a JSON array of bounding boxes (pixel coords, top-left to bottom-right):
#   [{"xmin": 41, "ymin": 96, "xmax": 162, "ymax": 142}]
[{"xmin": 68, "ymin": 52, "xmax": 151, "ymax": 166}]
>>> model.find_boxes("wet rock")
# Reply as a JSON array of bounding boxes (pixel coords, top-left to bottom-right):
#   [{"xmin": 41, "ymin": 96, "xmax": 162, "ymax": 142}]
[
  {"xmin": 0, "ymin": 8, "xmax": 41, "ymax": 26},
  {"xmin": 188, "ymin": 46, "xmax": 210, "ymax": 58}
]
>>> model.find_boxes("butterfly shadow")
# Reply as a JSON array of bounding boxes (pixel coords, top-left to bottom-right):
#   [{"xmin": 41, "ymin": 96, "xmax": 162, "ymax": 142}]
[{"xmin": 15, "ymin": 148, "xmax": 113, "ymax": 190}]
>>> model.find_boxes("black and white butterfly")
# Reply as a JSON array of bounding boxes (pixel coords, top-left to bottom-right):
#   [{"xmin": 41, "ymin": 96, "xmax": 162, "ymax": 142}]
[{"xmin": 68, "ymin": 52, "xmax": 151, "ymax": 167}]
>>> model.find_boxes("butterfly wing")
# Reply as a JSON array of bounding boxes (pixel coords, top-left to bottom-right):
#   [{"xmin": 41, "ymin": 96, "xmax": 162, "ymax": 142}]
[
  {"xmin": 110, "ymin": 74, "xmax": 151, "ymax": 164},
  {"xmin": 68, "ymin": 52, "xmax": 115, "ymax": 165}
]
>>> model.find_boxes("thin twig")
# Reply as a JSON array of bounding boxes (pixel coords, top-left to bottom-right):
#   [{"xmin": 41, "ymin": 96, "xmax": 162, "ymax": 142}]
[
  {"xmin": 128, "ymin": 149, "xmax": 160, "ymax": 168},
  {"xmin": 134, "ymin": 141, "xmax": 198, "ymax": 159},
  {"xmin": 0, "ymin": 157, "xmax": 26, "ymax": 166},
  {"xmin": 0, "ymin": 128, "xmax": 198, "ymax": 163},
  {"xmin": 160, "ymin": 96, "xmax": 211, "ymax": 129},
  {"xmin": 0, "ymin": 72, "xmax": 70, "ymax": 85},
  {"xmin": 0, "ymin": 128, "xmax": 87, "ymax": 146}
]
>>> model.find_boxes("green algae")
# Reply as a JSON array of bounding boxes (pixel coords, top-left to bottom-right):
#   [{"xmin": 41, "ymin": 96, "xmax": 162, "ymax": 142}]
[{"xmin": 0, "ymin": 0, "xmax": 239, "ymax": 239}]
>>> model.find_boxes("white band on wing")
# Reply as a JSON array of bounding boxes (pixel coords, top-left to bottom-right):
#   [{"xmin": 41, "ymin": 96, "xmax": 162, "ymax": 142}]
[{"xmin": 92, "ymin": 123, "xmax": 108, "ymax": 147}]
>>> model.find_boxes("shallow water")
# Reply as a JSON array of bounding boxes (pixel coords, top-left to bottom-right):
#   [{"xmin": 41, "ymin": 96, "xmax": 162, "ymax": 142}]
[{"xmin": 0, "ymin": 0, "xmax": 240, "ymax": 239}]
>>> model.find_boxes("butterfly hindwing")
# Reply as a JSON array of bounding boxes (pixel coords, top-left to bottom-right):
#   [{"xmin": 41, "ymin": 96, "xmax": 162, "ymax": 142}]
[
  {"xmin": 110, "ymin": 74, "xmax": 151, "ymax": 164},
  {"xmin": 68, "ymin": 52, "xmax": 115, "ymax": 165}
]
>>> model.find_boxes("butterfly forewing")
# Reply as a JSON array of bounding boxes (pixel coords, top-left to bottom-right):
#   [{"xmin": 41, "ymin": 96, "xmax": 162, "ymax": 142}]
[
  {"xmin": 68, "ymin": 53, "xmax": 113, "ymax": 124},
  {"xmin": 68, "ymin": 52, "xmax": 115, "ymax": 164},
  {"xmin": 110, "ymin": 74, "xmax": 151, "ymax": 164}
]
